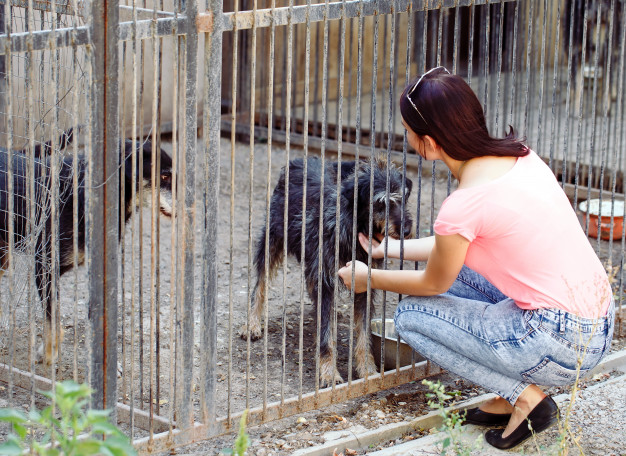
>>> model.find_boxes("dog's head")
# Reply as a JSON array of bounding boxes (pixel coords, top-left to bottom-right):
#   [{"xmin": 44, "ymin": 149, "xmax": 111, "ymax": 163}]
[
  {"xmin": 122, "ymin": 139, "xmax": 173, "ymax": 217},
  {"xmin": 344, "ymin": 158, "xmax": 413, "ymax": 240}
]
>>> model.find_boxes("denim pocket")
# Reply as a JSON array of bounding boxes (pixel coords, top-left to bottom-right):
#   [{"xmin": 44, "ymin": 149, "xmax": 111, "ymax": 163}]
[{"xmin": 521, "ymin": 357, "xmax": 587, "ymax": 386}]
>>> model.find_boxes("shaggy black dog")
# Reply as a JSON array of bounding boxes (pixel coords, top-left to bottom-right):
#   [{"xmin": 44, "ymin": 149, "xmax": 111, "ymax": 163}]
[
  {"xmin": 240, "ymin": 157, "xmax": 413, "ymax": 387},
  {"xmin": 0, "ymin": 137, "xmax": 173, "ymax": 363}
]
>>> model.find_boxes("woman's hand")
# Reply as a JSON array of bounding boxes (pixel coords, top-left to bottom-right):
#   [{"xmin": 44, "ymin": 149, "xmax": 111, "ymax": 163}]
[
  {"xmin": 358, "ymin": 232, "xmax": 389, "ymax": 259},
  {"xmin": 338, "ymin": 260, "xmax": 371, "ymax": 294}
]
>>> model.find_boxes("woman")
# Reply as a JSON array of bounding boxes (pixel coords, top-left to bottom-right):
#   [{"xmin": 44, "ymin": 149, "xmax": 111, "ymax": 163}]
[{"xmin": 338, "ymin": 67, "xmax": 614, "ymax": 450}]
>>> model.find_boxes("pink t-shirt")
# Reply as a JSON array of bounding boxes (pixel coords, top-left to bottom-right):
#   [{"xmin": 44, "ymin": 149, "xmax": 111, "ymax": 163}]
[{"xmin": 434, "ymin": 150, "xmax": 611, "ymax": 318}]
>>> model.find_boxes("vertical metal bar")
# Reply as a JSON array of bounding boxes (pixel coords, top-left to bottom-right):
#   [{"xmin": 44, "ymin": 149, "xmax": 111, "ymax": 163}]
[
  {"xmin": 262, "ymin": 0, "xmax": 276, "ymax": 411},
  {"xmin": 467, "ymin": 2, "xmax": 474, "ymax": 84},
  {"xmin": 245, "ymin": 0, "xmax": 257, "ymax": 412},
  {"xmin": 381, "ymin": 0, "xmax": 398, "ymax": 380},
  {"xmin": 548, "ymin": 0, "xmax": 562, "ymax": 172},
  {"xmin": 562, "ymin": 0, "xmax": 577, "ymax": 187},
  {"xmin": 227, "ymin": 0, "xmax": 238, "ymax": 428},
  {"xmin": 138, "ymin": 2, "xmax": 147, "ymax": 411},
  {"xmin": 280, "ymin": 0, "xmax": 294, "ymax": 406},
  {"xmin": 26, "ymin": 0, "xmax": 38, "ymax": 405},
  {"xmin": 588, "ymin": 2, "xmax": 603, "ymax": 253},
  {"xmin": 522, "ymin": 0, "xmax": 534, "ymax": 138},
  {"xmin": 347, "ymin": 0, "xmax": 364, "ymax": 387},
  {"xmin": 535, "ymin": 0, "xmax": 548, "ymax": 158},
  {"xmin": 365, "ymin": 0, "xmax": 380, "ymax": 389},
  {"xmin": 401, "ymin": 0, "xmax": 413, "ymax": 372},
  {"xmin": 574, "ymin": 0, "xmax": 590, "ymax": 213},
  {"xmin": 494, "ymin": 0, "xmax": 504, "ymax": 135},
  {"xmin": 598, "ymin": 0, "xmax": 618, "ymax": 267},
  {"xmin": 331, "ymin": 0, "xmax": 346, "ymax": 391},
  {"xmin": 177, "ymin": 0, "xmax": 198, "ymax": 434},
  {"xmin": 202, "ymin": 0, "xmax": 222, "ymax": 431},
  {"xmin": 71, "ymin": 29, "xmax": 80, "ymax": 385},
  {"xmin": 614, "ymin": 0, "xmax": 626, "ymax": 312},
  {"xmin": 315, "ymin": 0, "xmax": 329, "ymax": 393},
  {"xmin": 2, "ymin": 0, "xmax": 15, "ymax": 403},
  {"xmin": 598, "ymin": 0, "xmax": 616, "ymax": 260},
  {"xmin": 130, "ymin": 0, "xmax": 139, "ymax": 433},
  {"xmin": 155, "ymin": 0, "xmax": 166, "ymax": 416},
  {"xmin": 481, "ymin": 4, "xmax": 490, "ymax": 122},
  {"xmin": 119, "ymin": 24, "xmax": 128, "ymax": 403},
  {"xmin": 452, "ymin": 0, "xmax": 460, "ymax": 73},
  {"xmin": 49, "ymin": 0, "xmax": 60, "ymax": 392},
  {"xmin": 298, "ymin": 0, "xmax": 312, "ymax": 402},
  {"xmin": 89, "ymin": 0, "xmax": 120, "ymax": 414},
  {"xmin": 168, "ymin": 2, "xmax": 179, "ymax": 434},
  {"xmin": 149, "ymin": 0, "xmax": 161, "ymax": 438}
]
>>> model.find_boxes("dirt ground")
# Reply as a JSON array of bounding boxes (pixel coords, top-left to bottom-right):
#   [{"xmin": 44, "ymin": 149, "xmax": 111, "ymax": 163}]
[{"xmin": 0, "ymin": 135, "xmax": 624, "ymax": 455}]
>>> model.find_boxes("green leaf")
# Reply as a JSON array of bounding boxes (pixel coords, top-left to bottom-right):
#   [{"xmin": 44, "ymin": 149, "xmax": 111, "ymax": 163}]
[
  {"xmin": 0, "ymin": 437, "xmax": 24, "ymax": 455},
  {"xmin": 86, "ymin": 409, "xmax": 113, "ymax": 422},
  {"xmin": 91, "ymin": 421, "xmax": 124, "ymax": 436},
  {"xmin": 74, "ymin": 440, "xmax": 105, "ymax": 454},
  {"xmin": 0, "ymin": 408, "xmax": 28, "ymax": 424},
  {"xmin": 101, "ymin": 436, "xmax": 138, "ymax": 456},
  {"xmin": 28, "ymin": 409, "xmax": 42, "ymax": 422}
]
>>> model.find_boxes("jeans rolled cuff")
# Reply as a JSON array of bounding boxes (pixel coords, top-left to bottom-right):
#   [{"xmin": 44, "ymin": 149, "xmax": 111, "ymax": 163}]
[{"xmin": 507, "ymin": 381, "xmax": 531, "ymax": 405}]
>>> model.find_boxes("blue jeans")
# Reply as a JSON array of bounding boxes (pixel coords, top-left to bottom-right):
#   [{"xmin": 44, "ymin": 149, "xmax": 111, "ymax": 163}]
[{"xmin": 394, "ymin": 266, "xmax": 615, "ymax": 405}]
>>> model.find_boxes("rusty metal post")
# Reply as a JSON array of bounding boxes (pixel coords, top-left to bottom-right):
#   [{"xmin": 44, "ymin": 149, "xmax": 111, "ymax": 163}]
[{"xmin": 89, "ymin": 0, "xmax": 120, "ymax": 414}]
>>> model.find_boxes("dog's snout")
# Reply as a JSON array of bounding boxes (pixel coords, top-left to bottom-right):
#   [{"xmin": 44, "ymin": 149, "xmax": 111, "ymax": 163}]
[{"xmin": 403, "ymin": 223, "xmax": 413, "ymax": 239}]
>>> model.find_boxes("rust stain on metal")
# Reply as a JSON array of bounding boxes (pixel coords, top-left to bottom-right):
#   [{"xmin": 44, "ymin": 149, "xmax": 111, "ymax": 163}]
[{"xmin": 196, "ymin": 12, "xmax": 214, "ymax": 33}]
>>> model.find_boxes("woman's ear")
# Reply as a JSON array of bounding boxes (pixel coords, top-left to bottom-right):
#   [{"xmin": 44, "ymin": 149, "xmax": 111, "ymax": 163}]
[
  {"xmin": 424, "ymin": 135, "xmax": 438, "ymax": 151},
  {"xmin": 423, "ymin": 135, "xmax": 443, "ymax": 160}
]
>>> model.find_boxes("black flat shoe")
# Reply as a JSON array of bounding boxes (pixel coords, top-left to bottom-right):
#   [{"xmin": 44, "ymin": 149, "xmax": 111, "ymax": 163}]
[
  {"xmin": 463, "ymin": 407, "xmax": 511, "ymax": 427},
  {"xmin": 484, "ymin": 396, "xmax": 559, "ymax": 450}
]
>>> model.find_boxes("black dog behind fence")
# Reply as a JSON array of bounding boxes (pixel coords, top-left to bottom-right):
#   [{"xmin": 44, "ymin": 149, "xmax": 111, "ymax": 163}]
[
  {"xmin": 240, "ymin": 156, "xmax": 413, "ymax": 387},
  {"xmin": 0, "ymin": 134, "xmax": 174, "ymax": 365}
]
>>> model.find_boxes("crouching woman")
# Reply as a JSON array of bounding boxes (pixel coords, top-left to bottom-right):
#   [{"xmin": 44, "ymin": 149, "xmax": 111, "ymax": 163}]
[{"xmin": 338, "ymin": 67, "xmax": 614, "ymax": 450}]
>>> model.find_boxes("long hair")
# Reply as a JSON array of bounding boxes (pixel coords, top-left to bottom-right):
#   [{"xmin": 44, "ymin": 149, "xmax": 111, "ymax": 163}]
[{"xmin": 400, "ymin": 70, "xmax": 528, "ymax": 160}]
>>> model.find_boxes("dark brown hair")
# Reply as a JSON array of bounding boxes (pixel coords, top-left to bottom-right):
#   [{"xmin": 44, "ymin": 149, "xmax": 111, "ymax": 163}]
[{"xmin": 400, "ymin": 70, "xmax": 528, "ymax": 160}]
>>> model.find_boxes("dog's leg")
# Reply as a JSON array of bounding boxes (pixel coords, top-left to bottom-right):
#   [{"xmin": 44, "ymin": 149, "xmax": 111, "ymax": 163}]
[
  {"xmin": 35, "ymin": 238, "xmax": 63, "ymax": 365},
  {"xmin": 317, "ymin": 277, "xmax": 344, "ymax": 388},
  {"xmin": 239, "ymin": 221, "xmax": 284, "ymax": 341},
  {"xmin": 354, "ymin": 292, "xmax": 378, "ymax": 378}
]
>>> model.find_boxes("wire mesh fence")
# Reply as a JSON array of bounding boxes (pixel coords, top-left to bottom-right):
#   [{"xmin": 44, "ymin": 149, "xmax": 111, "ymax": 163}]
[{"xmin": 0, "ymin": 0, "xmax": 624, "ymax": 453}]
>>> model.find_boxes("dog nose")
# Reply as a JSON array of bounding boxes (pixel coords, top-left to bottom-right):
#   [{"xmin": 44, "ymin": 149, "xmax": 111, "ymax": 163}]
[{"xmin": 403, "ymin": 224, "xmax": 413, "ymax": 239}]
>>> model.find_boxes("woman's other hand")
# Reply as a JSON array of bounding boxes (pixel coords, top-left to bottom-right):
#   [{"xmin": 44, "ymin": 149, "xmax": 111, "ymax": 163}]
[{"xmin": 358, "ymin": 232, "xmax": 389, "ymax": 259}]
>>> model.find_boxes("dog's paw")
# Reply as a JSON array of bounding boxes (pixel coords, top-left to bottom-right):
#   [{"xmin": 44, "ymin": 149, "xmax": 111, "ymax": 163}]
[
  {"xmin": 35, "ymin": 343, "xmax": 45, "ymax": 365},
  {"xmin": 357, "ymin": 355, "xmax": 379, "ymax": 378},
  {"xmin": 238, "ymin": 322, "xmax": 263, "ymax": 341},
  {"xmin": 320, "ymin": 360, "xmax": 344, "ymax": 388},
  {"xmin": 320, "ymin": 369, "xmax": 344, "ymax": 388}
]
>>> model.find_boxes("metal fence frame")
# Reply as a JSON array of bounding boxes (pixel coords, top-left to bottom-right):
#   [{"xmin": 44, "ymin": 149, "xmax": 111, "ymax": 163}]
[{"xmin": 0, "ymin": 0, "xmax": 624, "ymax": 453}]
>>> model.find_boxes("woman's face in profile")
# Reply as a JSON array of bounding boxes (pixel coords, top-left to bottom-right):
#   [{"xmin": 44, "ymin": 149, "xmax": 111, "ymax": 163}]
[{"xmin": 402, "ymin": 118, "xmax": 428, "ymax": 160}]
